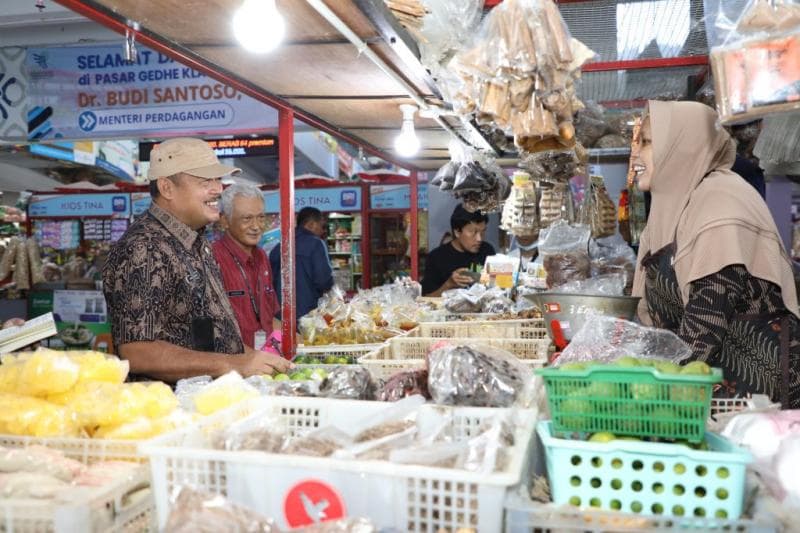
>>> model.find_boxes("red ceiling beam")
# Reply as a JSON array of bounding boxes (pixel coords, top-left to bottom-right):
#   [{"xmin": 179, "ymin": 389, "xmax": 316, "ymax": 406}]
[
  {"xmin": 583, "ymin": 56, "xmax": 709, "ymax": 72},
  {"xmin": 54, "ymin": 0, "xmax": 418, "ymax": 171}
]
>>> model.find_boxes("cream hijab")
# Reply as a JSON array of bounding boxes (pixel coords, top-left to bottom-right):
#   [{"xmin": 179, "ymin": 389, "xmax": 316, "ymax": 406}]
[{"xmin": 633, "ymin": 100, "xmax": 798, "ymax": 322}]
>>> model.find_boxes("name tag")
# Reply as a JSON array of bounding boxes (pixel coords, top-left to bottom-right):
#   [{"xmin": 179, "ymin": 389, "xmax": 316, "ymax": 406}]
[{"xmin": 227, "ymin": 290, "xmax": 246, "ymax": 297}]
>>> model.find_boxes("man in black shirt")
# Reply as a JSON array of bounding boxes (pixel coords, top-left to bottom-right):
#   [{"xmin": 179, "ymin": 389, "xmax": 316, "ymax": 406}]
[{"xmin": 422, "ymin": 205, "xmax": 496, "ymax": 296}]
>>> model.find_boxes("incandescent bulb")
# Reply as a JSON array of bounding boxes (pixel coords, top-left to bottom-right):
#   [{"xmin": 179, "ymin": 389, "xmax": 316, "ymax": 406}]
[{"xmin": 233, "ymin": 0, "xmax": 285, "ymax": 53}]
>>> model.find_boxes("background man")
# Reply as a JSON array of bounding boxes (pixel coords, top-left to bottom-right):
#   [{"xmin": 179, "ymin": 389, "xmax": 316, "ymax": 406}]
[
  {"xmin": 421, "ymin": 204, "xmax": 495, "ymax": 296},
  {"xmin": 213, "ymin": 182, "xmax": 280, "ymax": 349},
  {"xmin": 103, "ymin": 137, "xmax": 290, "ymax": 382},
  {"xmin": 270, "ymin": 207, "xmax": 334, "ymax": 320}
]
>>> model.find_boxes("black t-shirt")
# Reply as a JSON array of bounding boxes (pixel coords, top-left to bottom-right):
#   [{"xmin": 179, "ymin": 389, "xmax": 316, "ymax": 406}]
[{"xmin": 421, "ymin": 241, "xmax": 495, "ymax": 295}]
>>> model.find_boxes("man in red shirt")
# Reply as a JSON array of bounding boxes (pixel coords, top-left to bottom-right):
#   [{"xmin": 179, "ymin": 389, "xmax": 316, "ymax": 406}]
[{"xmin": 212, "ymin": 182, "xmax": 280, "ymax": 349}]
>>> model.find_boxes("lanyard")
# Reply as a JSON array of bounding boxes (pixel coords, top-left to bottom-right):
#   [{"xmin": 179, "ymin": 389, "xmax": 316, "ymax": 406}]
[{"xmin": 223, "ymin": 241, "xmax": 261, "ymax": 323}]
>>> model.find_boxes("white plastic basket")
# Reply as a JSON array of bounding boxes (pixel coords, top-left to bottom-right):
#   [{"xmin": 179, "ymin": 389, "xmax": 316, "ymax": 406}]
[
  {"xmin": 140, "ymin": 396, "xmax": 537, "ymax": 533},
  {"xmin": 295, "ymin": 343, "xmax": 383, "ymax": 360},
  {"xmin": 504, "ymin": 498, "xmax": 778, "ymax": 532},
  {"xmin": 0, "ymin": 436, "xmax": 154, "ymax": 532},
  {"xmin": 708, "ymin": 395, "xmax": 771, "ymax": 418},
  {"xmin": 359, "ymin": 336, "xmax": 550, "ymax": 379},
  {"xmin": 408, "ymin": 319, "xmax": 548, "ymax": 340}
]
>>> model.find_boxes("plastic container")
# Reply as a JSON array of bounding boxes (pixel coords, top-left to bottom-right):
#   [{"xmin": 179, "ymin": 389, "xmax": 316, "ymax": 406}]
[
  {"xmin": 0, "ymin": 437, "xmax": 154, "ymax": 532},
  {"xmin": 140, "ymin": 396, "xmax": 538, "ymax": 533},
  {"xmin": 536, "ymin": 366, "xmax": 722, "ymax": 442},
  {"xmin": 360, "ymin": 336, "xmax": 550, "ymax": 379},
  {"xmin": 503, "ymin": 498, "xmax": 777, "ymax": 532},
  {"xmin": 537, "ymin": 421, "xmax": 752, "ymax": 521},
  {"xmin": 408, "ymin": 319, "xmax": 548, "ymax": 340}
]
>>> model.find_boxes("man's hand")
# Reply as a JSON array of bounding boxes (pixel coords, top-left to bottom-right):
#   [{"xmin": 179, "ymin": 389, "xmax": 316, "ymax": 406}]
[
  {"xmin": 449, "ymin": 268, "xmax": 476, "ymax": 288},
  {"xmin": 234, "ymin": 347, "xmax": 293, "ymax": 377}
]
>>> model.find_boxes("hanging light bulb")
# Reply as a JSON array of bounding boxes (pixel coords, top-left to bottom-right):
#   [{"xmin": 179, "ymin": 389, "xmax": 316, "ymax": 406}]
[
  {"xmin": 233, "ymin": 0, "xmax": 285, "ymax": 53},
  {"xmin": 394, "ymin": 104, "xmax": 420, "ymax": 157}
]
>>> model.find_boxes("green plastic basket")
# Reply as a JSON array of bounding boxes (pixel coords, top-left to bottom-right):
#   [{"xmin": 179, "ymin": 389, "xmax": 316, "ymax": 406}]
[
  {"xmin": 536, "ymin": 366, "xmax": 722, "ymax": 442},
  {"xmin": 537, "ymin": 421, "xmax": 752, "ymax": 521}
]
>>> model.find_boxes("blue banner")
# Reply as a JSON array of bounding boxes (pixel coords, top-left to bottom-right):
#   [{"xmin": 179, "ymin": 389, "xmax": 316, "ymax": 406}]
[
  {"xmin": 25, "ymin": 45, "xmax": 278, "ymax": 140},
  {"xmin": 131, "ymin": 193, "xmax": 152, "ymax": 216},
  {"xmin": 28, "ymin": 194, "xmax": 131, "ymax": 218},
  {"xmin": 370, "ymin": 185, "xmax": 428, "ymax": 210},
  {"xmin": 263, "ymin": 187, "xmax": 361, "ymax": 214}
]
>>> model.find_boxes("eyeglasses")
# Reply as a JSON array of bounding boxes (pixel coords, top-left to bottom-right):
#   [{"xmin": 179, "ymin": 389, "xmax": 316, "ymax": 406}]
[{"xmin": 236, "ymin": 214, "xmax": 268, "ymax": 227}]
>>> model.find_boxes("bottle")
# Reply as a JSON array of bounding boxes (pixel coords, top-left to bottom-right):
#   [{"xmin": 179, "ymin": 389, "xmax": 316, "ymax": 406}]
[
  {"xmin": 254, "ymin": 329, "xmax": 267, "ymax": 351},
  {"xmin": 618, "ymin": 190, "xmax": 631, "ymax": 244}
]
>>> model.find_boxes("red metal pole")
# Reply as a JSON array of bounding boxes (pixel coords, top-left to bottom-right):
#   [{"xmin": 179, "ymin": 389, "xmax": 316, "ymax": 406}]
[
  {"xmin": 409, "ymin": 171, "xmax": 419, "ymax": 281},
  {"xmin": 279, "ymin": 108, "xmax": 296, "ymax": 359},
  {"xmin": 360, "ymin": 183, "xmax": 371, "ymax": 289},
  {"xmin": 582, "ymin": 56, "xmax": 708, "ymax": 72}
]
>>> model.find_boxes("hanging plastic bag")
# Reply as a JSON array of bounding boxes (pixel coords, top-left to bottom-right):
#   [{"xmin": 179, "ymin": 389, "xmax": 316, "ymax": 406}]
[
  {"xmin": 538, "ymin": 221, "xmax": 591, "ymax": 289},
  {"xmin": 164, "ymin": 486, "xmax": 279, "ymax": 533},
  {"xmin": 0, "ymin": 237, "xmax": 19, "ymax": 280},
  {"xmin": 590, "ymin": 237, "xmax": 637, "ymax": 295},
  {"xmin": 579, "ymin": 176, "xmax": 617, "ymax": 239}
]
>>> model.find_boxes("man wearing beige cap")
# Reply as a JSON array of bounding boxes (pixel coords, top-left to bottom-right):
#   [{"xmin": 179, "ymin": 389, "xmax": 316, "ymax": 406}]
[{"xmin": 102, "ymin": 137, "xmax": 291, "ymax": 382}]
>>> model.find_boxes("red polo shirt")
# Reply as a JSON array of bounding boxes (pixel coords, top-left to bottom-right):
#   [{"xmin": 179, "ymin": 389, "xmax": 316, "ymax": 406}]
[{"xmin": 212, "ymin": 234, "xmax": 279, "ymax": 348}]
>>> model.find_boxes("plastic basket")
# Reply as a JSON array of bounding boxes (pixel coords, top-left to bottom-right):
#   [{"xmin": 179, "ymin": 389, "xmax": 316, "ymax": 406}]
[
  {"xmin": 360, "ymin": 336, "xmax": 550, "ymax": 379},
  {"xmin": 537, "ymin": 421, "xmax": 752, "ymax": 521},
  {"xmin": 408, "ymin": 319, "xmax": 548, "ymax": 340},
  {"xmin": 140, "ymin": 396, "xmax": 537, "ymax": 533},
  {"xmin": 0, "ymin": 436, "xmax": 154, "ymax": 532},
  {"xmin": 537, "ymin": 366, "xmax": 722, "ymax": 442},
  {"xmin": 504, "ymin": 498, "xmax": 777, "ymax": 532},
  {"xmin": 295, "ymin": 343, "xmax": 382, "ymax": 359}
]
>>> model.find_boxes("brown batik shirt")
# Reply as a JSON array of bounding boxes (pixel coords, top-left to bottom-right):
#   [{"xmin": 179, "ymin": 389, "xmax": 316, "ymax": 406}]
[{"xmin": 103, "ymin": 203, "xmax": 244, "ymax": 356}]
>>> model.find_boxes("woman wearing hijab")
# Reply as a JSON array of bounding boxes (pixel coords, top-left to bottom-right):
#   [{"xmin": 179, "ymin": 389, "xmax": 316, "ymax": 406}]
[{"xmin": 631, "ymin": 100, "xmax": 799, "ymax": 408}]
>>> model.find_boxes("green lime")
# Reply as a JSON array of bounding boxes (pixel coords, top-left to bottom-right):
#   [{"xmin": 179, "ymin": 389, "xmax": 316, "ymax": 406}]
[
  {"xmin": 611, "ymin": 479, "xmax": 622, "ymax": 490},
  {"xmin": 695, "ymin": 486, "xmax": 707, "ymax": 498},
  {"xmin": 652, "ymin": 483, "xmax": 664, "ymax": 494},
  {"xmin": 273, "ymin": 373, "xmax": 290, "ymax": 381},
  {"xmin": 652, "ymin": 503, "xmax": 664, "ymax": 515},
  {"xmin": 696, "ymin": 465, "xmax": 708, "ymax": 477},
  {"xmin": 632, "ymin": 480, "xmax": 643, "ymax": 492},
  {"xmin": 672, "ymin": 505, "xmax": 685, "ymax": 516},
  {"xmin": 632, "ymin": 460, "xmax": 644, "ymax": 471},
  {"xmin": 715, "ymin": 509, "xmax": 728, "ymax": 519},
  {"xmin": 653, "ymin": 461, "xmax": 665, "ymax": 473},
  {"xmin": 336, "ymin": 356, "xmax": 350, "ymax": 364},
  {"xmin": 716, "ymin": 467, "xmax": 730, "ymax": 479},
  {"xmin": 590, "ymin": 478, "xmax": 601, "ymax": 488},
  {"xmin": 570, "ymin": 476, "xmax": 581, "ymax": 487},
  {"xmin": 611, "ymin": 458, "xmax": 623, "ymax": 469},
  {"xmin": 673, "ymin": 484, "xmax": 685, "ymax": 496},
  {"xmin": 630, "ymin": 501, "xmax": 643, "ymax": 513},
  {"xmin": 716, "ymin": 488, "xmax": 729, "ymax": 500},
  {"xmin": 569, "ymin": 496, "xmax": 581, "ymax": 507},
  {"xmin": 591, "ymin": 457, "xmax": 603, "ymax": 468},
  {"xmin": 589, "ymin": 498, "xmax": 601, "ymax": 508},
  {"xmin": 674, "ymin": 463, "xmax": 686, "ymax": 475},
  {"xmin": 694, "ymin": 507, "xmax": 706, "ymax": 517},
  {"xmin": 570, "ymin": 455, "xmax": 582, "ymax": 466},
  {"xmin": 610, "ymin": 500, "xmax": 622, "ymax": 511}
]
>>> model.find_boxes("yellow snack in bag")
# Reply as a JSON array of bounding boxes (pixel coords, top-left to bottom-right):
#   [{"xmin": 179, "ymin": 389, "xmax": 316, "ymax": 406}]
[{"xmin": 0, "ymin": 393, "xmax": 80, "ymax": 437}]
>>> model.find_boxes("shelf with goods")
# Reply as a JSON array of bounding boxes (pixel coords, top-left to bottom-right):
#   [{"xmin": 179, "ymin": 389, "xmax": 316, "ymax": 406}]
[
  {"xmin": 326, "ymin": 212, "xmax": 363, "ymax": 292},
  {"xmin": 368, "ymin": 211, "xmax": 427, "ymax": 288}
]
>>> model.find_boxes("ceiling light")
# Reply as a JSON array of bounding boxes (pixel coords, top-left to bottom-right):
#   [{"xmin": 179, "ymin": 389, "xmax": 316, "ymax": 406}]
[
  {"xmin": 394, "ymin": 104, "xmax": 420, "ymax": 157},
  {"xmin": 233, "ymin": 0, "xmax": 285, "ymax": 53}
]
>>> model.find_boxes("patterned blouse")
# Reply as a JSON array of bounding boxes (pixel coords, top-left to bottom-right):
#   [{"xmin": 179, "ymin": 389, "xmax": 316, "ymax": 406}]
[
  {"xmin": 103, "ymin": 203, "xmax": 244, "ymax": 356},
  {"xmin": 642, "ymin": 247, "xmax": 799, "ymax": 408}
]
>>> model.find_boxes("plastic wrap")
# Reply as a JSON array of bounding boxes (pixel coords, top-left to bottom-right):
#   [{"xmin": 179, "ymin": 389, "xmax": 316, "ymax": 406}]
[
  {"xmin": 282, "ymin": 426, "xmax": 352, "ymax": 458},
  {"xmin": 556, "ymin": 274, "xmax": 626, "ymax": 296},
  {"xmin": 0, "ymin": 445, "xmax": 84, "ymax": 481},
  {"xmin": 2, "ymin": 349, "xmax": 81, "ymax": 397},
  {"xmin": 186, "ymin": 371, "xmax": 260, "ymax": 415},
  {"xmin": 319, "ymin": 366, "xmax": 376, "ymax": 400},
  {"xmin": 457, "ymin": 414, "xmax": 515, "ymax": 475},
  {"xmin": 589, "ymin": 237, "xmax": 637, "ymax": 295},
  {"xmin": 26, "ymin": 238, "xmax": 44, "ymax": 286},
  {"xmin": 501, "ymin": 171, "xmax": 539, "ymax": 238},
  {"xmin": 707, "ymin": 0, "xmax": 800, "ymax": 124},
  {"xmin": 0, "ymin": 237, "xmax": 18, "ymax": 280},
  {"xmin": 13, "ymin": 237, "xmax": 29, "ymax": 290},
  {"xmin": 379, "ymin": 368, "xmax": 430, "ymax": 402},
  {"xmin": 574, "ymin": 102, "xmax": 609, "ymax": 147},
  {"xmin": 538, "ymin": 222, "xmax": 591, "ymax": 289},
  {"xmin": 0, "ymin": 472, "xmax": 69, "ymax": 499},
  {"xmin": 432, "ymin": 144, "xmax": 512, "ymax": 214},
  {"xmin": 212, "ymin": 412, "xmax": 288, "ymax": 452},
  {"xmin": 0, "ymin": 393, "xmax": 79, "ymax": 437},
  {"xmin": 579, "ymin": 176, "xmax": 616, "ymax": 239},
  {"xmin": 294, "ymin": 518, "xmax": 377, "ymax": 533},
  {"xmin": 538, "ymin": 181, "xmax": 575, "ymax": 228},
  {"xmin": 427, "ymin": 343, "xmax": 531, "ymax": 407},
  {"xmin": 555, "ymin": 316, "xmax": 693, "ymax": 366},
  {"xmin": 165, "ymin": 487, "xmax": 279, "ymax": 533},
  {"xmin": 519, "ymin": 149, "xmax": 582, "ymax": 183}
]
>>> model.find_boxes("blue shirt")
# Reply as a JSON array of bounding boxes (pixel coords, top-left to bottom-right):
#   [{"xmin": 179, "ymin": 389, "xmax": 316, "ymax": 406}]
[{"xmin": 269, "ymin": 227, "xmax": 334, "ymax": 320}]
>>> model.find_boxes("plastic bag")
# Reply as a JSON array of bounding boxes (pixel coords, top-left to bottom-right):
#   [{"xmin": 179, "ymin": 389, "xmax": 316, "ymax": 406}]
[
  {"xmin": 0, "ymin": 393, "xmax": 80, "ymax": 437},
  {"xmin": 442, "ymin": 284, "xmax": 486, "ymax": 313},
  {"xmin": 556, "ymin": 274, "xmax": 626, "ymax": 296},
  {"xmin": 579, "ymin": 176, "xmax": 616, "ymax": 239},
  {"xmin": 0, "ymin": 237, "xmax": 18, "ymax": 280},
  {"xmin": 556, "ymin": 316, "xmax": 693, "ymax": 366},
  {"xmin": 501, "ymin": 171, "xmax": 539, "ymax": 238},
  {"xmin": 427, "ymin": 343, "xmax": 531, "ymax": 407},
  {"xmin": 457, "ymin": 413, "xmax": 515, "ymax": 475},
  {"xmin": 519, "ymin": 150, "xmax": 581, "ymax": 183},
  {"xmin": 189, "ymin": 371, "xmax": 260, "ymax": 415},
  {"xmin": 13, "ymin": 237, "xmax": 29, "ymax": 290},
  {"xmin": 590, "ymin": 237, "xmax": 637, "ymax": 295},
  {"xmin": 319, "ymin": 366, "xmax": 376, "ymax": 400},
  {"xmin": 707, "ymin": 0, "xmax": 800, "ymax": 123},
  {"xmin": 12, "ymin": 349, "xmax": 80, "ymax": 397},
  {"xmin": 379, "ymin": 369, "xmax": 430, "ymax": 402},
  {"xmin": 294, "ymin": 518, "xmax": 377, "ymax": 533},
  {"xmin": 0, "ymin": 445, "xmax": 84, "ymax": 481},
  {"xmin": 212, "ymin": 411, "xmax": 288, "ymax": 452},
  {"xmin": 538, "ymin": 221, "xmax": 591, "ymax": 289},
  {"xmin": 164, "ymin": 486, "xmax": 279, "ymax": 533},
  {"xmin": 26, "ymin": 238, "xmax": 44, "ymax": 286},
  {"xmin": 282, "ymin": 426, "xmax": 352, "ymax": 458}
]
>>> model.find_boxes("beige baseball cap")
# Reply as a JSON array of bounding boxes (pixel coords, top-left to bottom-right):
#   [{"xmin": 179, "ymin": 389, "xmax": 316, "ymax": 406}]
[{"xmin": 147, "ymin": 137, "xmax": 241, "ymax": 180}]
